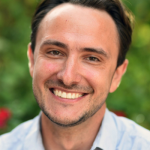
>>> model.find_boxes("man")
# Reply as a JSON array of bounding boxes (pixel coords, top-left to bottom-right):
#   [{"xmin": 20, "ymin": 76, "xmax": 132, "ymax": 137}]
[{"xmin": 0, "ymin": 0, "xmax": 150, "ymax": 149}]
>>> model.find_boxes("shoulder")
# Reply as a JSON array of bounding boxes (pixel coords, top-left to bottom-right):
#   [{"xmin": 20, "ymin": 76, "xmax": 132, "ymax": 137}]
[
  {"xmin": 110, "ymin": 111, "xmax": 150, "ymax": 140},
  {"xmin": 109, "ymin": 110, "xmax": 150, "ymax": 149},
  {"xmin": 0, "ymin": 115, "xmax": 40, "ymax": 150}
]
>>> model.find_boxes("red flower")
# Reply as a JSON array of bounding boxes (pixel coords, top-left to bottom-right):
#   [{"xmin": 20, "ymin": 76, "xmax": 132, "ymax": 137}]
[
  {"xmin": 0, "ymin": 108, "xmax": 11, "ymax": 128},
  {"xmin": 111, "ymin": 110, "xmax": 127, "ymax": 117}
]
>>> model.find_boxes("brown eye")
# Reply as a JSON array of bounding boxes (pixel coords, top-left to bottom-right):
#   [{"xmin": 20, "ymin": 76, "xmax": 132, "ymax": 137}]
[
  {"xmin": 87, "ymin": 56, "xmax": 99, "ymax": 62},
  {"xmin": 48, "ymin": 50, "xmax": 61, "ymax": 56}
]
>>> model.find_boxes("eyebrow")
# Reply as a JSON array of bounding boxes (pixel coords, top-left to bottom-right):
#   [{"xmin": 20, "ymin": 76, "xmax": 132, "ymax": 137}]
[
  {"xmin": 83, "ymin": 48, "xmax": 109, "ymax": 58},
  {"xmin": 40, "ymin": 39, "xmax": 109, "ymax": 58},
  {"xmin": 40, "ymin": 40, "xmax": 68, "ymax": 49}
]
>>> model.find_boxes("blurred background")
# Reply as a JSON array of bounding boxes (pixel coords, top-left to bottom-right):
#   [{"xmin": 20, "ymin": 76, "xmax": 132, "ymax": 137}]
[{"xmin": 0, "ymin": 0, "xmax": 150, "ymax": 134}]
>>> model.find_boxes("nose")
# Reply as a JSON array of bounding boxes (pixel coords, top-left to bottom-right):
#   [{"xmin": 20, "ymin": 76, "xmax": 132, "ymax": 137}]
[{"xmin": 57, "ymin": 56, "xmax": 82, "ymax": 86}]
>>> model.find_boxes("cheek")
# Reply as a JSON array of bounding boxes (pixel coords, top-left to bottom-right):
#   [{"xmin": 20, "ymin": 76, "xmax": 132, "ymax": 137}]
[
  {"xmin": 83, "ymin": 66, "xmax": 104, "ymax": 83},
  {"xmin": 82, "ymin": 66, "xmax": 112, "ymax": 91},
  {"xmin": 44, "ymin": 62, "xmax": 58, "ymax": 72},
  {"xmin": 33, "ymin": 59, "xmax": 61, "ymax": 82}
]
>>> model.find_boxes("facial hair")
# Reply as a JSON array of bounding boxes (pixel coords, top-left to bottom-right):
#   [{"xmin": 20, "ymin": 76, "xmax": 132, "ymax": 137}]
[{"xmin": 33, "ymin": 79, "xmax": 107, "ymax": 127}]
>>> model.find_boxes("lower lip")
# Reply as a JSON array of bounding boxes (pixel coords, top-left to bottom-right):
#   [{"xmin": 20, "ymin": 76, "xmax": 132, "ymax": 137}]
[{"xmin": 49, "ymin": 89, "xmax": 86, "ymax": 103}]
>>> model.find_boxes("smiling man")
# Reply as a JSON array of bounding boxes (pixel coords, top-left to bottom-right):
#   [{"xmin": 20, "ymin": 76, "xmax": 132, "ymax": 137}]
[{"xmin": 0, "ymin": 0, "xmax": 150, "ymax": 150}]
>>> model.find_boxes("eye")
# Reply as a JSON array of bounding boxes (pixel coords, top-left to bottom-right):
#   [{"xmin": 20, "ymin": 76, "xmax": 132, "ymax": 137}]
[
  {"xmin": 86, "ymin": 56, "xmax": 100, "ymax": 62},
  {"xmin": 48, "ymin": 50, "xmax": 62, "ymax": 56}
]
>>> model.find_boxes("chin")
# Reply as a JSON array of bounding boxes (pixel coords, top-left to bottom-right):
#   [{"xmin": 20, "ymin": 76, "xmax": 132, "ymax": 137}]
[
  {"xmin": 42, "ymin": 108, "xmax": 86, "ymax": 127},
  {"xmin": 41, "ymin": 102, "xmax": 103, "ymax": 128}
]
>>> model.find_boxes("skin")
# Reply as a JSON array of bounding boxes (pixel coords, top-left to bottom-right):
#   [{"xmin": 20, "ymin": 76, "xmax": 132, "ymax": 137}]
[{"xmin": 27, "ymin": 3, "xmax": 128, "ymax": 150}]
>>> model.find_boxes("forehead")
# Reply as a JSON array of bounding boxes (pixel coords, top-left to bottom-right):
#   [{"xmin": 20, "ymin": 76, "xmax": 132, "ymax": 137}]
[{"xmin": 36, "ymin": 3, "xmax": 119, "ymax": 57}]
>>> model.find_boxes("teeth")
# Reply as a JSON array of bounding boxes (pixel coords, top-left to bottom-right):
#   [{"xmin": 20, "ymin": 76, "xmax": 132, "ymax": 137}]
[
  {"xmin": 56, "ymin": 90, "xmax": 58, "ymax": 96},
  {"xmin": 53, "ymin": 89, "xmax": 83, "ymax": 99},
  {"xmin": 62, "ymin": 92, "xmax": 66, "ymax": 98},
  {"xmin": 54, "ymin": 90, "xmax": 58, "ymax": 96},
  {"xmin": 76, "ymin": 93, "xmax": 79, "ymax": 98},
  {"xmin": 67, "ymin": 93, "xmax": 72, "ymax": 99},
  {"xmin": 72, "ymin": 93, "xmax": 75, "ymax": 99},
  {"xmin": 58, "ymin": 90, "xmax": 61, "ymax": 97}
]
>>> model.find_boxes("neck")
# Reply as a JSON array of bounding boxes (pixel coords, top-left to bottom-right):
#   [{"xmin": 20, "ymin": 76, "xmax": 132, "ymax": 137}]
[{"xmin": 41, "ymin": 103, "xmax": 106, "ymax": 150}]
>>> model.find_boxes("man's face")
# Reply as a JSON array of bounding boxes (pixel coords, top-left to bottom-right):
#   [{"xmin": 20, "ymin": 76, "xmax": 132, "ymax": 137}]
[{"xmin": 28, "ymin": 4, "xmax": 127, "ymax": 126}]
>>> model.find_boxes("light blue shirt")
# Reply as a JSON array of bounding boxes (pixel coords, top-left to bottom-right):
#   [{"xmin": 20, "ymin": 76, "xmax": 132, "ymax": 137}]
[{"xmin": 0, "ymin": 109, "xmax": 150, "ymax": 150}]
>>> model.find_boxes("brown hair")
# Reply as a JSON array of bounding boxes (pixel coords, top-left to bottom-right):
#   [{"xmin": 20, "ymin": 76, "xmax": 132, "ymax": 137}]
[{"xmin": 31, "ymin": 0, "xmax": 133, "ymax": 67}]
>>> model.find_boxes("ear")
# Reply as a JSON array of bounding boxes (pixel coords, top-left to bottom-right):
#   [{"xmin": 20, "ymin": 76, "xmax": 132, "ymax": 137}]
[
  {"xmin": 27, "ymin": 43, "xmax": 34, "ymax": 78},
  {"xmin": 109, "ymin": 59, "xmax": 128, "ymax": 93}
]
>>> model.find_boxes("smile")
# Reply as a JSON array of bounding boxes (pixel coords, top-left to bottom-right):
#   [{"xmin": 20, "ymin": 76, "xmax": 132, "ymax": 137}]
[{"xmin": 52, "ymin": 89, "xmax": 84, "ymax": 99}]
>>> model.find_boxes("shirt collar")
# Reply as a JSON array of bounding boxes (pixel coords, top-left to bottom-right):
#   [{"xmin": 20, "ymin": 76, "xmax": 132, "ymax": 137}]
[
  {"xmin": 90, "ymin": 109, "xmax": 118, "ymax": 150},
  {"xmin": 23, "ymin": 109, "xmax": 117, "ymax": 150},
  {"xmin": 23, "ymin": 113, "xmax": 45, "ymax": 150}
]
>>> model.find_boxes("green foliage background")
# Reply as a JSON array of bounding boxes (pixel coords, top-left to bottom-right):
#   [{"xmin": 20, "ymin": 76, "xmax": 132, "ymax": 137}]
[{"xmin": 0, "ymin": 0, "xmax": 150, "ymax": 134}]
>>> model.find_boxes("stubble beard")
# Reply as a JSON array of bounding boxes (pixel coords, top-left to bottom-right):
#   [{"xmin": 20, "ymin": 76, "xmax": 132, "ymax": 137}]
[
  {"xmin": 33, "ymin": 80, "xmax": 108, "ymax": 127},
  {"xmin": 41, "ymin": 98, "xmax": 106, "ymax": 127}
]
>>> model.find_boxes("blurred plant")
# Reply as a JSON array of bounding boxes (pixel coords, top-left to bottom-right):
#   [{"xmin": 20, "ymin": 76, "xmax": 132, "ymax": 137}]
[
  {"xmin": 0, "ymin": 108, "xmax": 11, "ymax": 129},
  {"xmin": 111, "ymin": 110, "xmax": 127, "ymax": 117}
]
